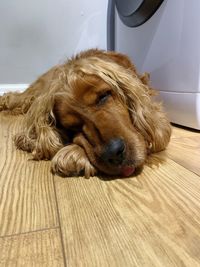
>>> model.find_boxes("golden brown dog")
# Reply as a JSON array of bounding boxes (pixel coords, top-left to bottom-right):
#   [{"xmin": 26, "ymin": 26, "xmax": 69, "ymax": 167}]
[{"xmin": 0, "ymin": 49, "xmax": 171, "ymax": 178}]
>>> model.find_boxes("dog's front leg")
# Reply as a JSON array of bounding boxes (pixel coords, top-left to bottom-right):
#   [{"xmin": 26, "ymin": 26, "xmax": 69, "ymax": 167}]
[{"xmin": 51, "ymin": 144, "xmax": 97, "ymax": 178}]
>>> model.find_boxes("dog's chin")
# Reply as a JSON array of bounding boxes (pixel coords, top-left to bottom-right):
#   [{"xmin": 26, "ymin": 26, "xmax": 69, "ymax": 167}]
[
  {"xmin": 93, "ymin": 146, "xmax": 147, "ymax": 177},
  {"xmin": 93, "ymin": 159, "xmax": 144, "ymax": 177},
  {"xmin": 98, "ymin": 165, "xmax": 136, "ymax": 177}
]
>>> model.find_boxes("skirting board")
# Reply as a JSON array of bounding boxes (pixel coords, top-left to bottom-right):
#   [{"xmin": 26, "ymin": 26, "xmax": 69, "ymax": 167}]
[
  {"xmin": 0, "ymin": 84, "xmax": 29, "ymax": 95},
  {"xmin": 158, "ymin": 91, "xmax": 200, "ymax": 130}
]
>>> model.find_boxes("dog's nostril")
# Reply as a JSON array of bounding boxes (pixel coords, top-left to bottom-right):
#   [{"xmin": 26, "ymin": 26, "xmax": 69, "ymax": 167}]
[
  {"xmin": 102, "ymin": 138, "xmax": 125, "ymax": 165},
  {"xmin": 116, "ymin": 146, "xmax": 124, "ymax": 156}
]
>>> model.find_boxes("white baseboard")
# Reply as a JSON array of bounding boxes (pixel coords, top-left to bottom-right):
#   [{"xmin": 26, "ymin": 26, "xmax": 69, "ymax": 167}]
[{"xmin": 0, "ymin": 84, "xmax": 29, "ymax": 95}]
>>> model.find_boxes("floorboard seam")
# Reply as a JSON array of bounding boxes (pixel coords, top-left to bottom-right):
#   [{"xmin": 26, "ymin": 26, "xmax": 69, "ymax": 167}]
[
  {"xmin": 167, "ymin": 157, "xmax": 200, "ymax": 178},
  {"xmin": 0, "ymin": 226, "xmax": 60, "ymax": 239},
  {"xmin": 52, "ymin": 175, "xmax": 67, "ymax": 267}
]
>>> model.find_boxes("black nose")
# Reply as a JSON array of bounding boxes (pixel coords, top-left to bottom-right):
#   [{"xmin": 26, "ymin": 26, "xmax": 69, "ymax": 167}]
[{"xmin": 101, "ymin": 138, "xmax": 125, "ymax": 165}]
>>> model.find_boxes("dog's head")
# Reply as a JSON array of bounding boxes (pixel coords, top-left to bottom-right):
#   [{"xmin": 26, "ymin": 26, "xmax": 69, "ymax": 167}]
[{"xmin": 51, "ymin": 50, "xmax": 171, "ymax": 176}]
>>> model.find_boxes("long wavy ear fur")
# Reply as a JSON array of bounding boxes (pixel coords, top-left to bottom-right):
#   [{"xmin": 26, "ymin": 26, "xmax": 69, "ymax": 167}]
[
  {"xmin": 112, "ymin": 56, "xmax": 172, "ymax": 152},
  {"xmin": 14, "ymin": 85, "xmax": 64, "ymax": 160},
  {"xmin": 118, "ymin": 76, "xmax": 171, "ymax": 153},
  {"xmin": 126, "ymin": 87, "xmax": 172, "ymax": 153}
]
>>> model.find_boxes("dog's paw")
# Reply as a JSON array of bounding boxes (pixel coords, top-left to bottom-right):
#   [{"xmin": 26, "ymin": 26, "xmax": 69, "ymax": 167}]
[
  {"xmin": 51, "ymin": 144, "xmax": 97, "ymax": 178},
  {"xmin": 14, "ymin": 133, "xmax": 35, "ymax": 152}
]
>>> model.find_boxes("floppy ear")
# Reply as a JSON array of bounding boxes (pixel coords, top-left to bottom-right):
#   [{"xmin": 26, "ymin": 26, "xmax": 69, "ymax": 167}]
[
  {"xmin": 14, "ymin": 90, "xmax": 64, "ymax": 160},
  {"xmin": 123, "ymin": 79, "xmax": 171, "ymax": 153},
  {"xmin": 104, "ymin": 51, "xmax": 171, "ymax": 152}
]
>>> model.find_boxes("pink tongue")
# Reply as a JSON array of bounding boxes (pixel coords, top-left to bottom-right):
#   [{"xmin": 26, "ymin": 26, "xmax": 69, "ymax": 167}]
[{"xmin": 121, "ymin": 166, "xmax": 135, "ymax": 177}]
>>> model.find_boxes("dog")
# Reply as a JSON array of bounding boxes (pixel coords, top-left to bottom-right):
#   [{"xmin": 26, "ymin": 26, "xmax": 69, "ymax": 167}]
[{"xmin": 0, "ymin": 49, "xmax": 171, "ymax": 178}]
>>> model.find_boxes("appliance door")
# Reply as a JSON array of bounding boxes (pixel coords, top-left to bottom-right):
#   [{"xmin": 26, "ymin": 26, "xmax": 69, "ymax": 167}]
[
  {"xmin": 115, "ymin": 0, "xmax": 164, "ymax": 27},
  {"xmin": 107, "ymin": 0, "xmax": 165, "ymax": 70}
]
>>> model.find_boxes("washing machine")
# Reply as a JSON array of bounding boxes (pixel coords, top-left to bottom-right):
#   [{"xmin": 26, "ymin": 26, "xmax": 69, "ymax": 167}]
[{"xmin": 107, "ymin": 0, "xmax": 200, "ymax": 130}]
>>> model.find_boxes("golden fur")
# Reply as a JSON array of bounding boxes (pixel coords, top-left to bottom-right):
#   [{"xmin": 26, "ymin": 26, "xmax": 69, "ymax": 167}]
[{"xmin": 0, "ymin": 49, "xmax": 171, "ymax": 178}]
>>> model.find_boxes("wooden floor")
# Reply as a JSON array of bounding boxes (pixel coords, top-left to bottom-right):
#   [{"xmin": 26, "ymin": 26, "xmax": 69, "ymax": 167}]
[{"xmin": 0, "ymin": 113, "xmax": 200, "ymax": 267}]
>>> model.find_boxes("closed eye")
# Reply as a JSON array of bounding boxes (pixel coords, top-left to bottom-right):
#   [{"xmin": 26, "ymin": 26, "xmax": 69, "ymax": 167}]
[{"xmin": 96, "ymin": 91, "xmax": 112, "ymax": 106}]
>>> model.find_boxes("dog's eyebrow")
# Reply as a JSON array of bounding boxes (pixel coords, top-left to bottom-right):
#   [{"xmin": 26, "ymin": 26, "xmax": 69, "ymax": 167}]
[
  {"xmin": 82, "ymin": 91, "xmax": 98, "ymax": 105},
  {"xmin": 82, "ymin": 86, "xmax": 112, "ymax": 106}
]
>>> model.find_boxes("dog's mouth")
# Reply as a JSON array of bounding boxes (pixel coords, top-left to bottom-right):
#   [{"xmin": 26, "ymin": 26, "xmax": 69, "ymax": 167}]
[
  {"xmin": 93, "ymin": 160, "xmax": 140, "ymax": 177},
  {"xmin": 119, "ymin": 165, "xmax": 135, "ymax": 177}
]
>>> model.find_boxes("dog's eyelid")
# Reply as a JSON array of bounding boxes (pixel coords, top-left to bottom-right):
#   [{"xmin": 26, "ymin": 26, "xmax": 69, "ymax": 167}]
[{"xmin": 96, "ymin": 90, "xmax": 112, "ymax": 106}]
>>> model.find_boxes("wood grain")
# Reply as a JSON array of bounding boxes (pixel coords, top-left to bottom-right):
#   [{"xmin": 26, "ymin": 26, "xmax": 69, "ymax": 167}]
[
  {"xmin": 171, "ymin": 125, "xmax": 200, "ymax": 139},
  {"xmin": 167, "ymin": 134, "xmax": 200, "ymax": 176},
  {"xmin": 1, "ymin": 114, "xmax": 200, "ymax": 267},
  {"xmin": 0, "ymin": 114, "xmax": 58, "ymax": 236},
  {"xmin": 54, "ymin": 158, "xmax": 200, "ymax": 267},
  {"xmin": 0, "ymin": 229, "xmax": 64, "ymax": 267}
]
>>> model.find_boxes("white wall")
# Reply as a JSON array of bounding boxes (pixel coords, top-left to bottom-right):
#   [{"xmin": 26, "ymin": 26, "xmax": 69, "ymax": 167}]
[{"xmin": 0, "ymin": 0, "xmax": 108, "ymax": 86}]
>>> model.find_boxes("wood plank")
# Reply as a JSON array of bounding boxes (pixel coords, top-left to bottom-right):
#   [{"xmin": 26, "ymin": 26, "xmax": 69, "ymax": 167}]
[
  {"xmin": 54, "ymin": 159, "xmax": 200, "ymax": 267},
  {"xmin": 0, "ymin": 114, "xmax": 58, "ymax": 236},
  {"xmin": 171, "ymin": 125, "xmax": 200, "ymax": 139},
  {"xmin": 167, "ymin": 135, "xmax": 200, "ymax": 176},
  {"xmin": 0, "ymin": 229, "xmax": 64, "ymax": 267}
]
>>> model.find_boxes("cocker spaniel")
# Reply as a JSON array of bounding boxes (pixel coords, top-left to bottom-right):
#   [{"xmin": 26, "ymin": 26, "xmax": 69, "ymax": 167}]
[{"xmin": 0, "ymin": 49, "xmax": 171, "ymax": 178}]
